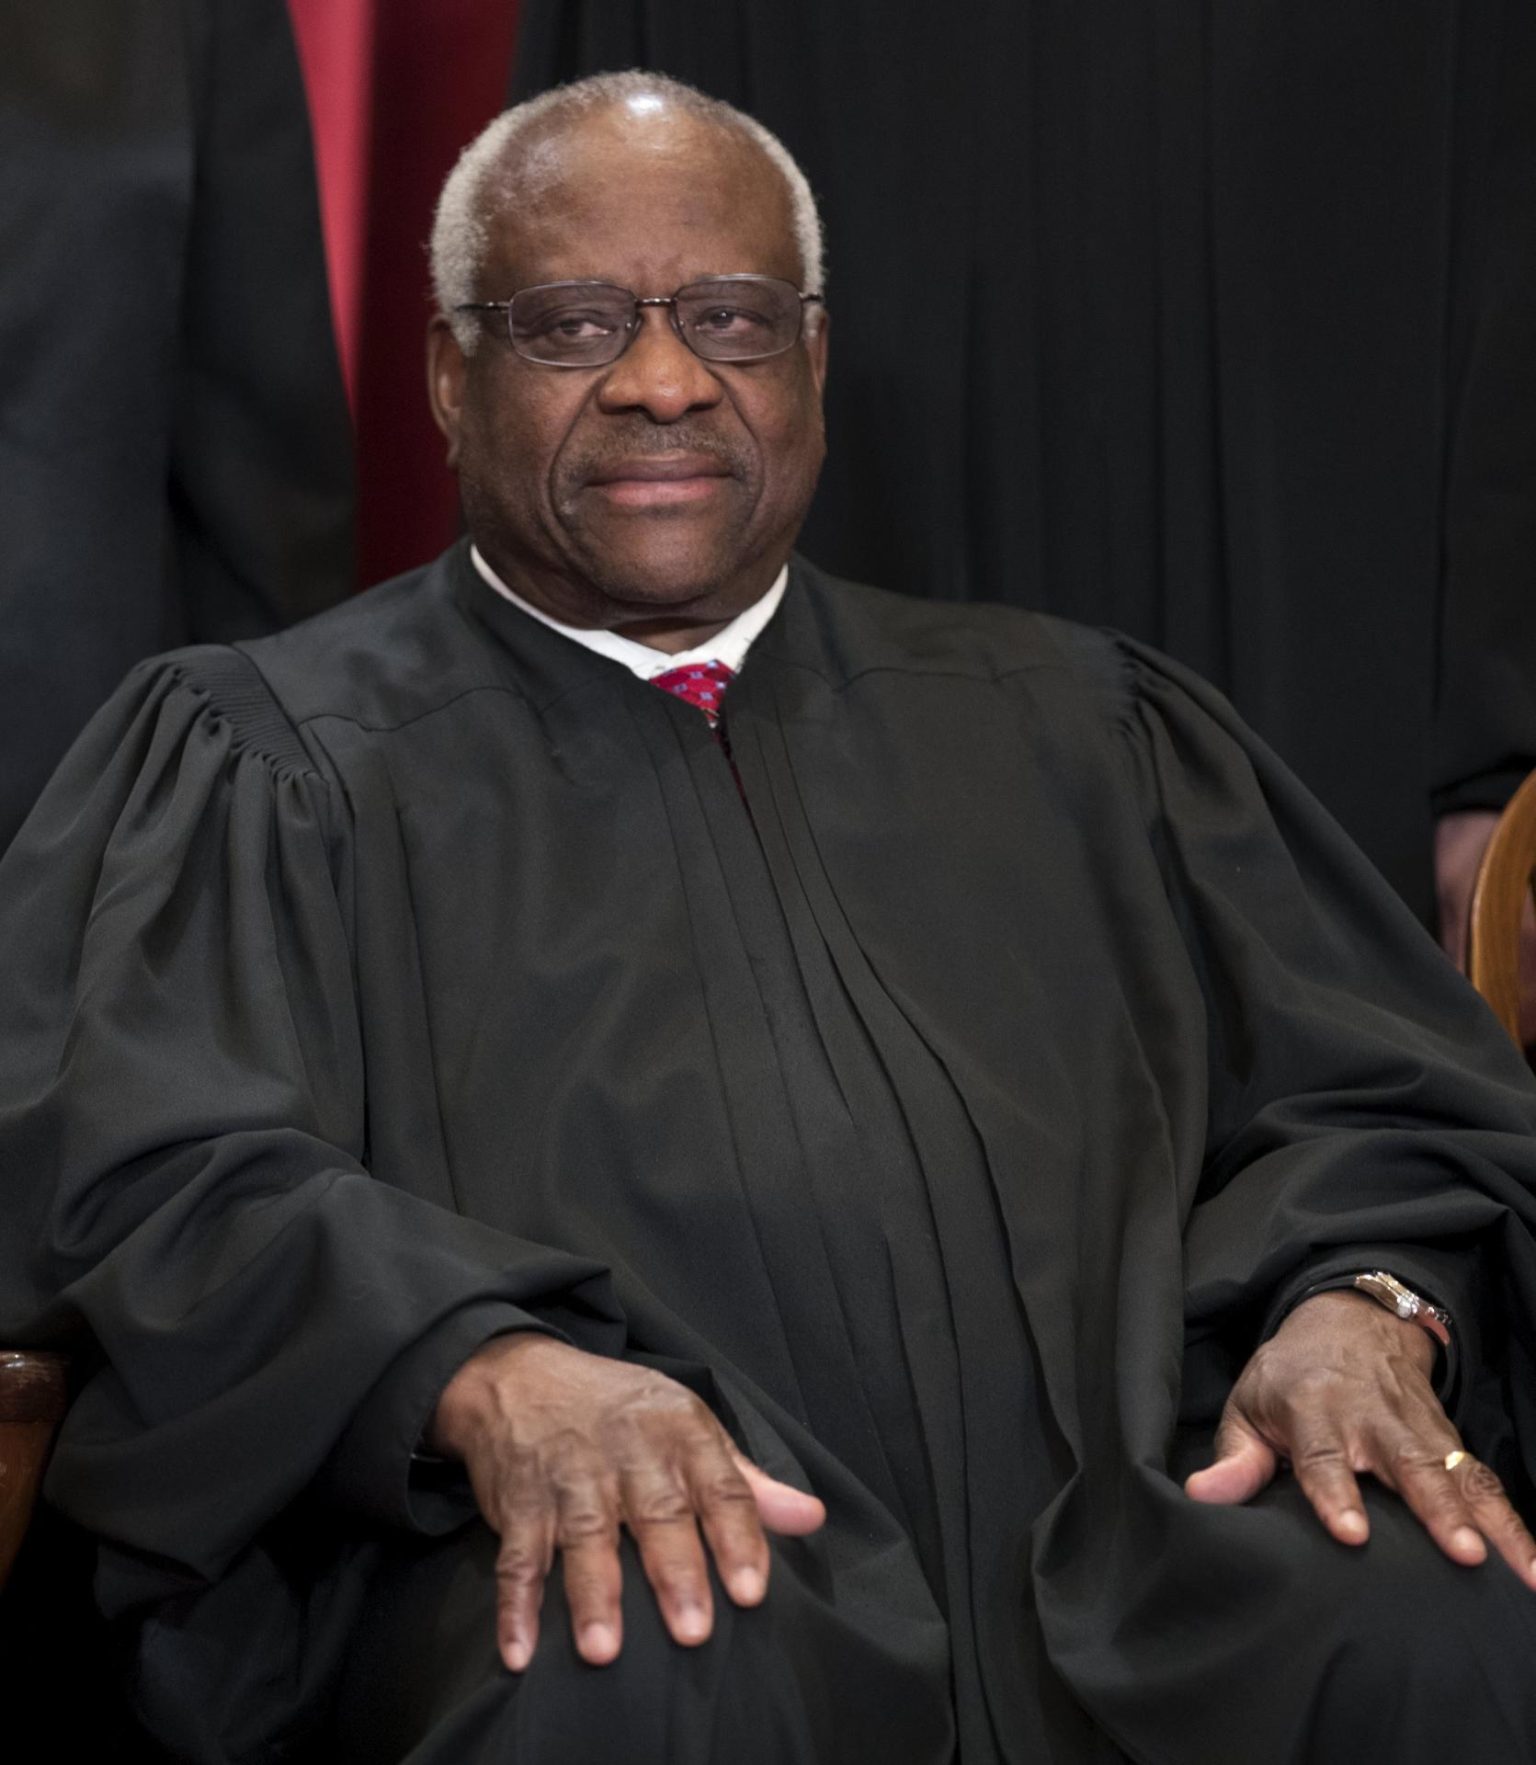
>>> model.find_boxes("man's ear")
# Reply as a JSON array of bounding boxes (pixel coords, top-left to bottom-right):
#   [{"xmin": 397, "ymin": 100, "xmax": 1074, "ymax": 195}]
[
  {"xmin": 427, "ymin": 317, "xmax": 467, "ymax": 469},
  {"xmin": 804, "ymin": 306, "xmax": 830, "ymax": 398}
]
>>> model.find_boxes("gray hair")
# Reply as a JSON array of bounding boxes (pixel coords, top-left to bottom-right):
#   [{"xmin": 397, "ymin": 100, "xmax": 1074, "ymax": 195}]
[{"xmin": 430, "ymin": 71, "xmax": 825, "ymax": 353}]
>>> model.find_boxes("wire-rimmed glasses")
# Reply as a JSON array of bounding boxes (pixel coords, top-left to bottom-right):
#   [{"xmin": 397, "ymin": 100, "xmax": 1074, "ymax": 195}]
[{"xmin": 455, "ymin": 275, "xmax": 824, "ymax": 368}]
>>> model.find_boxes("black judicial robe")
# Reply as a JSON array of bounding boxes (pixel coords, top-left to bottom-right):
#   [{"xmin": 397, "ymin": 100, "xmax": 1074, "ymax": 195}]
[{"xmin": 5, "ymin": 545, "xmax": 1536, "ymax": 1761}]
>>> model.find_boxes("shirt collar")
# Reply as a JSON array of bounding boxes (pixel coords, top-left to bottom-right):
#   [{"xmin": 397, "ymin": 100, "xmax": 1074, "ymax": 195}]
[{"xmin": 469, "ymin": 546, "xmax": 788, "ymax": 682}]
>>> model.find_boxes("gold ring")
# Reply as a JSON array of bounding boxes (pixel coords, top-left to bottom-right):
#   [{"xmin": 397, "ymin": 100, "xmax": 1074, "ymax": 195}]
[{"xmin": 1444, "ymin": 1449, "xmax": 1468, "ymax": 1473}]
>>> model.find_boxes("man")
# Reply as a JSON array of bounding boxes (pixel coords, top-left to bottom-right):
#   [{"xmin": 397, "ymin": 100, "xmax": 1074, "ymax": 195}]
[{"xmin": 6, "ymin": 71, "xmax": 1536, "ymax": 1764}]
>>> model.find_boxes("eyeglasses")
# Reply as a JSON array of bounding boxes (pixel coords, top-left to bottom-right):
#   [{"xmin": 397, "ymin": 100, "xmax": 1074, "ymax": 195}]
[{"xmin": 455, "ymin": 275, "xmax": 824, "ymax": 368}]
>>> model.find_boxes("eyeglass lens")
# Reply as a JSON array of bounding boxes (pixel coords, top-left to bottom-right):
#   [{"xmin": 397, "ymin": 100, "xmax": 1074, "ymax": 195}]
[{"xmin": 508, "ymin": 278, "xmax": 806, "ymax": 367}]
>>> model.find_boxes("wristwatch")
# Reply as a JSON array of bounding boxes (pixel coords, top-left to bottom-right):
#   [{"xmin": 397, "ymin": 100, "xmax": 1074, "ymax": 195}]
[{"xmin": 1350, "ymin": 1270, "xmax": 1452, "ymax": 1349}]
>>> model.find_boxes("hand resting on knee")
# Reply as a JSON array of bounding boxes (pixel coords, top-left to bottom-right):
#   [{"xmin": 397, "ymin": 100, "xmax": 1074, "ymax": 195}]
[
  {"xmin": 1186, "ymin": 1289, "xmax": 1536, "ymax": 1589},
  {"xmin": 429, "ymin": 1335, "xmax": 826, "ymax": 1672}
]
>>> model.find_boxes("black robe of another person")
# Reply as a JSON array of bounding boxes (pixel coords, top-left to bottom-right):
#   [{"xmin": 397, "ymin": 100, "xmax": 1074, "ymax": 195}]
[
  {"xmin": 0, "ymin": 0, "xmax": 353, "ymax": 853},
  {"xmin": 5, "ymin": 547, "xmax": 1536, "ymax": 1761}
]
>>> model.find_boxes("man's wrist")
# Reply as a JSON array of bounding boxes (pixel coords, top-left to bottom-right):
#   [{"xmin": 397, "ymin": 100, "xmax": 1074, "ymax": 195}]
[
  {"xmin": 1347, "ymin": 1270, "xmax": 1452, "ymax": 1348},
  {"xmin": 1284, "ymin": 1287, "xmax": 1438, "ymax": 1377},
  {"xmin": 1289, "ymin": 1272, "xmax": 1451, "ymax": 1381},
  {"xmin": 427, "ymin": 1330, "xmax": 561, "ymax": 1458}
]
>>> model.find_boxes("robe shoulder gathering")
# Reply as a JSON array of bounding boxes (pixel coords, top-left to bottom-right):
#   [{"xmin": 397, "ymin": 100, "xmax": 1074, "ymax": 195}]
[{"xmin": 5, "ymin": 544, "xmax": 1536, "ymax": 1763}]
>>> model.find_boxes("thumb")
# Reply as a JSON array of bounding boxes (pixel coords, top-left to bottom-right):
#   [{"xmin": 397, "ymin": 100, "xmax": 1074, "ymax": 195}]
[
  {"xmin": 1184, "ymin": 1412, "xmax": 1278, "ymax": 1507},
  {"xmin": 734, "ymin": 1453, "xmax": 827, "ymax": 1535}
]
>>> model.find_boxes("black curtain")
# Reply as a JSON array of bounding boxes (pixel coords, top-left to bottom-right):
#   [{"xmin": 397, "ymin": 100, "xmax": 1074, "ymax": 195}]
[
  {"xmin": 0, "ymin": 0, "xmax": 353, "ymax": 851},
  {"xmin": 511, "ymin": 0, "xmax": 1536, "ymax": 921}
]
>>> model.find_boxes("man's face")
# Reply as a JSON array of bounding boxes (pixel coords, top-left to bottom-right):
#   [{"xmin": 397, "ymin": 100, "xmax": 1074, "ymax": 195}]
[{"xmin": 429, "ymin": 104, "xmax": 828, "ymax": 635}]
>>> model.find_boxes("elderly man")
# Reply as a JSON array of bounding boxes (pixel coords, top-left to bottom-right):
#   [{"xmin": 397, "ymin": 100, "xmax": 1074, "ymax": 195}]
[{"xmin": 6, "ymin": 70, "xmax": 1536, "ymax": 1764}]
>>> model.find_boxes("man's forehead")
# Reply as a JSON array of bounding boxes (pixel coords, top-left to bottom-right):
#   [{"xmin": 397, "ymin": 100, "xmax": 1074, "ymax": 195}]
[
  {"xmin": 480, "ymin": 101, "xmax": 798, "ymax": 284},
  {"xmin": 500, "ymin": 98, "xmax": 764, "ymax": 195}
]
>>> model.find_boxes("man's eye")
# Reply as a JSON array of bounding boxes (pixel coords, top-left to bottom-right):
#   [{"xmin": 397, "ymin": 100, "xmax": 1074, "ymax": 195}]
[
  {"xmin": 536, "ymin": 310, "xmax": 619, "ymax": 340},
  {"xmin": 694, "ymin": 305, "xmax": 768, "ymax": 335}
]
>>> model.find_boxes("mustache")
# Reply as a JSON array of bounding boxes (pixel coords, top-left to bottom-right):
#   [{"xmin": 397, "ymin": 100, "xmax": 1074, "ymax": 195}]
[{"xmin": 565, "ymin": 430, "xmax": 752, "ymax": 484}]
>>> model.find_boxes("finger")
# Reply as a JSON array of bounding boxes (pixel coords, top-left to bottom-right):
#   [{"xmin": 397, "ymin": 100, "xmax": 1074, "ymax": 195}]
[
  {"xmin": 1386, "ymin": 1442, "xmax": 1536, "ymax": 1583},
  {"xmin": 1284, "ymin": 1425, "xmax": 1371, "ymax": 1546},
  {"xmin": 682, "ymin": 1443, "xmax": 769, "ymax": 1608},
  {"xmin": 1374, "ymin": 1433, "xmax": 1485, "ymax": 1565},
  {"xmin": 1452, "ymin": 1454, "xmax": 1536, "ymax": 1590},
  {"xmin": 732, "ymin": 1453, "xmax": 826, "ymax": 1536},
  {"xmin": 1184, "ymin": 1409, "xmax": 1281, "ymax": 1509},
  {"xmin": 492, "ymin": 1491, "xmax": 554, "ymax": 1673},
  {"xmin": 554, "ymin": 1467, "xmax": 624, "ymax": 1666},
  {"xmin": 623, "ymin": 1459, "xmax": 716, "ymax": 1646}
]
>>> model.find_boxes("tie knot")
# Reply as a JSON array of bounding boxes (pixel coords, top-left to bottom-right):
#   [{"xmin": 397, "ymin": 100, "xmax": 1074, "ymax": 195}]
[{"xmin": 650, "ymin": 660, "xmax": 735, "ymax": 727}]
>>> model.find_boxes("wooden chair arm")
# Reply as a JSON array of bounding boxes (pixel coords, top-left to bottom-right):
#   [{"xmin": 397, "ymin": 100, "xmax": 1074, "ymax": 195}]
[
  {"xmin": 1468, "ymin": 768, "xmax": 1536, "ymax": 1047},
  {"xmin": 0, "ymin": 1350, "xmax": 69, "ymax": 1594}
]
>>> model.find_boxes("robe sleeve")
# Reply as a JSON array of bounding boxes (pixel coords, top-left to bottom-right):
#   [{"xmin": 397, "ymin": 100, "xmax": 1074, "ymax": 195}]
[
  {"xmin": 1109, "ymin": 636, "xmax": 1536, "ymax": 1447},
  {"xmin": 0, "ymin": 652, "xmax": 622, "ymax": 1596}
]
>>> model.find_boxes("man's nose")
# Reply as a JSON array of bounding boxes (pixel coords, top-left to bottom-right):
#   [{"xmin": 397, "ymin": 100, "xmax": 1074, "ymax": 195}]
[{"xmin": 594, "ymin": 307, "xmax": 723, "ymax": 421}]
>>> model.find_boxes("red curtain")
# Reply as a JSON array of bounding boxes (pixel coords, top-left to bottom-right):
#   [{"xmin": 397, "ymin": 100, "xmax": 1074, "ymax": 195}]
[{"xmin": 288, "ymin": 1, "xmax": 521, "ymax": 588}]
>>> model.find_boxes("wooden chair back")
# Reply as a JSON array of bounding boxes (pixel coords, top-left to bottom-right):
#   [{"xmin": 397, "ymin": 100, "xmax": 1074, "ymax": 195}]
[
  {"xmin": 1468, "ymin": 768, "xmax": 1536, "ymax": 1047},
  {"xmin": 0, "ymin": 1351, "xmax": 68, "ymax": 1594}
]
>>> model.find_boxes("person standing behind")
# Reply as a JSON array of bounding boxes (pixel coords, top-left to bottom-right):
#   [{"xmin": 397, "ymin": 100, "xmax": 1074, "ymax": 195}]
[{"xmin": 0, "ymin": 0, "xmax": 352, "ymax": 851}]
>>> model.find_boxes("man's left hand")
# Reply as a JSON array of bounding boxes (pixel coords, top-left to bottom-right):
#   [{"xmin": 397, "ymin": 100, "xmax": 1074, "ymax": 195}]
[{"xmin": 1185, "ymin": 1288, "xmax": 1536, "ymax": 1587}]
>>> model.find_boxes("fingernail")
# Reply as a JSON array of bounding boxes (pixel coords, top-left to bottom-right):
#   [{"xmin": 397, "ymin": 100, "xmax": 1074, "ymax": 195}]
[
  {"xmin": 1526, "ymin": 1556, "xmax": 1536, "ymax": 1583},
  {"xmin": 1452, "ymin": 1526, "xmax": 1484, "ymax": 1557},
  {"xmin": 581, "ymin": 1621, "xmax": 618, "ymax": 1658},
  {"xmin": 729, "ymin": 1566, "xmax": 765, "ymax": 1604},
  {"xmin": 1336, "ymin": 1509, "xmax": 1367, "ymax": 1542},
  {"xmin": 675, "ymin": 1604, "xmax": 710, "ymax": 1644}
]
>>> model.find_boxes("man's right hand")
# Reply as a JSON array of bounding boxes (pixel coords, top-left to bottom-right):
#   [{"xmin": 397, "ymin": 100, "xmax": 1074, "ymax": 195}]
[{"xmin": 428, "ymin": 1334, "xmax": 826, "ymax": 1671}]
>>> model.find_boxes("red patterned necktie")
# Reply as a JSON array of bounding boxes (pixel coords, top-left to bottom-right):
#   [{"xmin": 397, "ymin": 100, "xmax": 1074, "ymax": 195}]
[{"xmin": 650, "ymin": 660, "xmax": 735, "ymax": 729}]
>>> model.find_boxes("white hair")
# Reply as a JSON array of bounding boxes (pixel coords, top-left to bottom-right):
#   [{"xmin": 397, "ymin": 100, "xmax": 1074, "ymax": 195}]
[{"xmin": 430, "ymin": 71, "xmax": 826, "ymax": 353}]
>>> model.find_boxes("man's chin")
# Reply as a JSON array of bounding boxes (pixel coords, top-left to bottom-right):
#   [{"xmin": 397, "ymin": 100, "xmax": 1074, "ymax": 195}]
[
  {"xmin": 566, "ymin": 489, "xmax": 754, "ymax": 576},
  {"xmin": 589, "ymin": 574, "xmax": 751, "ymax": 627},
  {"xmin": 573, "ymin": 543, "xmax": 768, "ymax": 623}
]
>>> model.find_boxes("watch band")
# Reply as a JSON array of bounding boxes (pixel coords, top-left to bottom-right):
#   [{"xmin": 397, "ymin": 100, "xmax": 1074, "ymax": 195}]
[{"xmin": 1350, "ymin": 1270, "xmax": 1452, "ymax": 1349}]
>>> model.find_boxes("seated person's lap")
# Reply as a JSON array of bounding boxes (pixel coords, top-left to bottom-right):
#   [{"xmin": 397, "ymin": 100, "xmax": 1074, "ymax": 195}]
[
  {"xmin": 332, "ymin": 1527, "xmax": 953, "ymax": 1765},
  {"xmin": 329, "ymin": 1472, "xmax": 1536, "ymax": 1765}
]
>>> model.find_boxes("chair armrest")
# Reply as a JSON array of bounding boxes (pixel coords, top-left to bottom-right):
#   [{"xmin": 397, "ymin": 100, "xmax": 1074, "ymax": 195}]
[
  {"xmin": 1469, "ymin": 768, "xmax": 1536, "ymax": 1046},
  {"xmin": 0, "ymin": 1351, "xmax": 69, "ymax": 1594}
]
